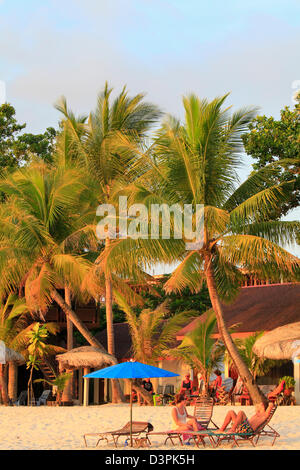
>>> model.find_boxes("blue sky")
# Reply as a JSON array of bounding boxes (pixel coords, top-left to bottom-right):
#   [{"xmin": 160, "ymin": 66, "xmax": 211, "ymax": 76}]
[{"xmin": 0, "ymin": 0, "xmax": 299, "ymax": 259}]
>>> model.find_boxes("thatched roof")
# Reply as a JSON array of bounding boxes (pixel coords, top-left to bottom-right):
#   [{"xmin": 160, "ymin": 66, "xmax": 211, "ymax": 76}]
[
  {"xmin": 56, "ymin": 346, "xmax": 115, "ymax": 370},
  {"xmin": 177, "ymin": 283, "xmax": 300, "ymax": 339},
  {"xmin": 253, "ymin": 322, "xmax": 300, "ymax": 360},
  {"xmin": 0, "ymin": 342, "xmax": 25, "ymax": 365}
]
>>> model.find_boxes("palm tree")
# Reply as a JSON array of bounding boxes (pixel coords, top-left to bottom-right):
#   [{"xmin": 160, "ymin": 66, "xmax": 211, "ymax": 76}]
[
  {"xmin": 55, "ymin": 83, "xmax": 162, "ymax": 402},
  {"xmin": 115, "ymin": 293, "xmax": 194, "ymax": 403},
  {"xmin": 0, "ymin": 295, "xmax": 29, "ymax": 403},
  {"xmin": 34, "ymin": 372, "xmax": 72, "ymax": 406},
  {"xmin": 0, "ymin": 163, "xmax": 115, "ymax": 364},
  {"xmin": 0, "ymin": 294, "xmax": 63, "ymax": 404},
  {"xmin": 125, "ymin": 94, "xmax": 300, "ymax": 405},
  {"xmin": 235, "ymin": 332, "xmax": 280, "ymax": 381},
  {"xmin": 166, "ymin": 311, "xmax": 224, "ymax": 394},
  {"xmin": 26, "ymin": 322, "xmax": 59, "ymax": 405}
]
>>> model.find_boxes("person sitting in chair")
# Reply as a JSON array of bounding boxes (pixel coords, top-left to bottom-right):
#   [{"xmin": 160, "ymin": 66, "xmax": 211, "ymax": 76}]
[
  {"xmin": 179, "ymin": 374, "xmax": 193, "ymax": 396},
  {"xmin": 209, "ymin": 369, "xmax": 222, "ymax": 400},
  {"xmin": 142, "ymin": 378, "xmax": 154, "ymax": 394},
  {"xmin": 216, "ymin": 402, "xmax": 274, "ymax": 434},
  {"xmin": 171, "ymin": 393, "xmax": 202, "ymax": 433}
]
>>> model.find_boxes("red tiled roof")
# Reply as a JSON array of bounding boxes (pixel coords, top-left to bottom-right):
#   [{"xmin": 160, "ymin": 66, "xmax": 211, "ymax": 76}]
[{"xmin": 176, "ymin": 283, "xmax": 300, "ymax": 340}]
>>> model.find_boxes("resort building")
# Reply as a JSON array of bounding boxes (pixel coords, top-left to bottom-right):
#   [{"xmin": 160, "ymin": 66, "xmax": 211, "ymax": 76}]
[{"xmin": 94, "ymin": 283, "xmax": 300, "ymax": 404}]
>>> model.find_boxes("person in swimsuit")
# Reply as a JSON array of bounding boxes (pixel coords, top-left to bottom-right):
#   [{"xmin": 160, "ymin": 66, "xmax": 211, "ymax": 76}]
[
  {"xmin": 171, "ymin": 393, "xmax": 200, "ymax": 432},
  {"xmin": 142, "ymin": 378, "xmax": 154, "ymax": 394},
  {"xmin": 179, "ymin": 374, "xmax": 193, "ymax": 396},
  {"xmin": 216, "ymin": 402, "xmax": 274, "ymax": 434}
]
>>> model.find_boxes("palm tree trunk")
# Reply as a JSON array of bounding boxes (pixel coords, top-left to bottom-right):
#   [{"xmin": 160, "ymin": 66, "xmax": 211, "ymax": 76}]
[
  {"xmin": 62, "ymin": 286, "xmax": 73, "ymax": 403},
  {"xmin": 51, "ymin": 289, "xmax": 109, "ymax": 350},
  {"xmin": 104, "ymin": 238, "xmax": 124, "ymax": 404},
  {"xmin": 105, "ymin": 269, "xmax": 121, "ymax": 403},
  {"xmin": 204, "ymin": 254, "xmax": 267, "ymax": 406},
  {"xmin": 0, "ymin": 364, "xmax": 9, "ymax": 405},
  {"xmin": 50, "ymin": 288, "xmax": 125, "ymax": 403},
  {"xmin": 8, "ymin": 362, "xmax": 18, "ymax": 402}
]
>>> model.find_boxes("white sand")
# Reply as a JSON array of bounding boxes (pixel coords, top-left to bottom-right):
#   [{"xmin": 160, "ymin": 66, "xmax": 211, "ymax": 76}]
[{"xmin": 0, "ymin": 404, "xmax": 299, "ymax": 450}]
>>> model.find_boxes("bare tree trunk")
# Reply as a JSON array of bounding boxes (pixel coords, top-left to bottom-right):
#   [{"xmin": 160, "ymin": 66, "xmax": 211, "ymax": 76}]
[
  {"xmin": 8, "ymin": 362, "xmax": 18, "ymax": 403},
  {"xmin": 50, "ymin": 288, "xmax": 125, "ymax": 403},
  {"xmin": 0, "ymin": 364, "xmax": 9, "ymax": 405},
  {"xmin": 27, "ymin": 365, "xmax": 34, "ymax": 406},
  {"xmin": 204, "ymin": 254, "xmax": 267, "ymax": 406}
]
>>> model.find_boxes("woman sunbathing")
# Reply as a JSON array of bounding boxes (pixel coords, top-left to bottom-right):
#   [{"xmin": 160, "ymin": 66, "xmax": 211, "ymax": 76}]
[{"xmin": 216, "ymin": 402, "xmax": 274, "ymax": 434}]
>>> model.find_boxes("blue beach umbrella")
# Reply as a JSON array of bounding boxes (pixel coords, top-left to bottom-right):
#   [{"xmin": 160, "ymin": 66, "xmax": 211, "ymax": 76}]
[{"xmin": 84, "ymin": 361, "xmax": 179, "ymax": 446}]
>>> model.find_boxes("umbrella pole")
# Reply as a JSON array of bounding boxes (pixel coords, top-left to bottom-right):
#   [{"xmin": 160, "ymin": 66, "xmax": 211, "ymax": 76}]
[{"xmin": 130, "ymin": 379, "xmax": 133, "ymax": 447}]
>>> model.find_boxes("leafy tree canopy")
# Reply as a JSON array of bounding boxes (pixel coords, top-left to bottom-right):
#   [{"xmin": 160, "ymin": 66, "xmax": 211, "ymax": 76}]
[
  {"xmin": 242, "ymin": 96, "xmax": 300, "ymax": 217},
  {"xmin": 0, "ymin": 103, "xmax": 57, "ymax": 170}
]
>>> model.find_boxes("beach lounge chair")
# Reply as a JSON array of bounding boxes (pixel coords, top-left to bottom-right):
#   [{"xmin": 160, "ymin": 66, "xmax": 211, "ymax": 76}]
[
  {"xmin": 146, "ymin": 430, "xmax": 184, "ymax": 446},
  {"xmin": 14, "ymin": 390, "xmax": 27, "ymax": 406},
  {"xmin": 36, "ymin": 390, "xmax": 51, "ymax": 406},
  {"xmin": 193, "ymin": 396, "xmax": 218, "ymax": 429},
  {"xmin": 215, "ymin": 377, "xmax": 233, "ymax": 405},
  {"xmin": 214, "ymin": 404, "xmax": 280, "ymax": 447},
  {"xmin": 83, "ymin": 421, "xmax": 153, "ymax": 448}
]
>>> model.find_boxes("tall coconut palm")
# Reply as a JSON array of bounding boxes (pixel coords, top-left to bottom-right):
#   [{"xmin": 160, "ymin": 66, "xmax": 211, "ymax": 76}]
[
  {"xmin": 55, "ymin": 83, "xmax": 162, "ymax": 401},
  {"xmin": 123, "ymin": 94, "xmax": 300, "ymax": 405},
  {"xmin": 0, "ymin": 163, "xmax": 115, "ymax": 365}
]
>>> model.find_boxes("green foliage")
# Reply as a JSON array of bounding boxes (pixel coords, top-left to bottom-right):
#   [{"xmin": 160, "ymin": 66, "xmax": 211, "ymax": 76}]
[
  {"xmin": 115, "ymin": 292, "xmax": 195, "ymax": 365},
  {"xmin": 26, "ymin": 354, "xmax": 42, "ymax": 371},
  {"xmin": 138, "ymin": 282, "xmax": 212, "ymax": 317},
  {"xmin": 235, "ymin": 332, "xmax": 279, "ymax": 380},
  {"xmin": 0, "ymin": 103, "xmax": 56, "ymax": 170},
  {"xmin": 166, "ymin": 311, "xmax": 224, "ymax": 389},
  {"xmin": 279, "ymin": 375, "xmax": 295, "ymax": 389},
  {"xmin": 34, "ymin": 372, "xmax": 72, "ymax": 393},
  {"xmin": 243, "ymin": 98, "xmax": 300, "ymax": 217},
  {"xmin": 26, "ymin": 323, "xmax": 49, "ymax": 356}
]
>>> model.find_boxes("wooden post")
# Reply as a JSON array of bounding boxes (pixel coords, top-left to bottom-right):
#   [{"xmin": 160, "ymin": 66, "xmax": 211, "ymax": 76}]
[
  {"xmin": 83, "ymin": 367, "xmax": 90, "ymax": 406},
  {"xmin": 294, "ymin": 357, "xmax": 300, "ymax": 405},
  {"xmin": 94, "ymin": 379, "xmax": 100, "ymax": 405},
  {"xmin": 79, "ymin": 368, "xmax": 83, "ymax": 404},
  {"xmin": 8, "ymin": 362, "xmax": 18, "ymax": 402}
]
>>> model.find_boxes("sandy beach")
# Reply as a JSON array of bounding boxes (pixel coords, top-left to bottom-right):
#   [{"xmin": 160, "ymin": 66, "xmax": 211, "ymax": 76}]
[{"xmin": 0, "ymin": 404, "xmax": 299, "ymax": 450}]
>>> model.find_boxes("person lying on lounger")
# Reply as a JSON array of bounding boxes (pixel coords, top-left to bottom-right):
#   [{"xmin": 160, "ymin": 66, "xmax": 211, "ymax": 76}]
[{"xmin": 216, "ymin": 402, "xmax": 274, "ymax": 434}]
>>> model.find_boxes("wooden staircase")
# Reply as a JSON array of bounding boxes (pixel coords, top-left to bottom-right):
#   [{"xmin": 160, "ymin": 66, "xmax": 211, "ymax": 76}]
[{"xmin": 39, "ymin": 358, "xmax": 57, "ymax": 382}]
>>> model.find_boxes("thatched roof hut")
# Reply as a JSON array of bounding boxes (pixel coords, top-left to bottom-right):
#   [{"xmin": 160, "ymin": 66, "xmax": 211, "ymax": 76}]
[
  {"xmin": 56, "ymin": 346, "xmax": 115, "ymax": 371},
  {"xmin": 6, "ymin": 348, "xmax": 25, "ymax": 365},
  {"xmin": 0, "ymin": 342, "xmax": 25, "ymax": 365},
  {"xmin": 253, "ymin": 322, "xmax": 300, "ymax": 360}
]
